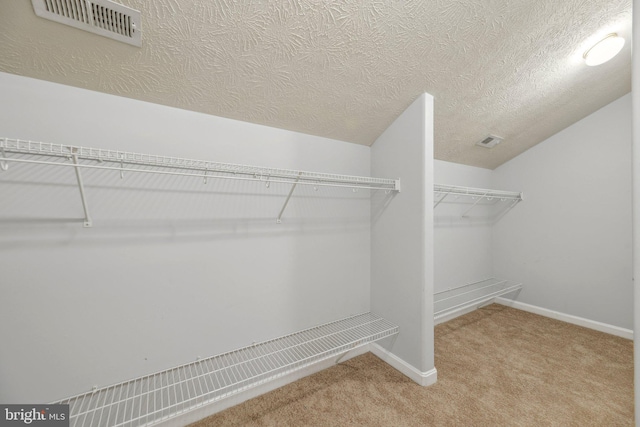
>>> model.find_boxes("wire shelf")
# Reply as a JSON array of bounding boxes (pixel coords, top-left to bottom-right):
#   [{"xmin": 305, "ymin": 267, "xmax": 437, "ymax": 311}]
[
  {"xmin": 434, "ymin": 278, "xmax": 523, "ymax": 322},
  {"xmin": 433, "ymin": 184, "xmax": 523, "ymax": 217},
  {"xmin": 0, "ymin": 137, "xmax": 400, "ymax": 226},
  {"xmin": 52, "ymin": 312, "xmax": 398, "ymax": 427},
  {"xmin": 0, "ymin": 138, "xmax": 400, "ymax": 191},
  {"xmin": 434, "ymin": 184, "xmax": 522, "ymax": 201}
]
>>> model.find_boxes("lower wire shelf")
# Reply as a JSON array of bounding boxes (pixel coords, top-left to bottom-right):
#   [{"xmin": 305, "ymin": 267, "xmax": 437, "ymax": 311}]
[
  {"xmin": 434, "ymin": 278, "xmax": 522, "ymax": 323},
  {"xmin": 54, "ymin": 312, "xmax": 398, "ymax": 427}
]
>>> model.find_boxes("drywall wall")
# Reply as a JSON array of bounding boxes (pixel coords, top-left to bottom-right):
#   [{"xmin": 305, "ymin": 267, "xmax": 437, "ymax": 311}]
[
  {"xmin": 370, "ymin": 93, "xmax": 435, "ymax": 382},
  {"xmin": 0, "ymin": 72, "xmax": 372, "ymax": 403},
  {"xmin": 433, "ymin": 160, "xmax": 494, "ymax": 292},
  {"xmin": 492, "ymin": 93, "xmax": 633, "ymax": 330}
]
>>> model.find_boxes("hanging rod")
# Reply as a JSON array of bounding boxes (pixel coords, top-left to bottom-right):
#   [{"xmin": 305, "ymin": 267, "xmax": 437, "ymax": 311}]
[{"xmin": 0, "ymin": 138, "xmax": 401, "ymax": 192}]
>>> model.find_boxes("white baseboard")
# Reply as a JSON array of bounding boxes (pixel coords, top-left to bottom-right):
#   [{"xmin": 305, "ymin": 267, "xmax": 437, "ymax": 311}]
[
  {"xmin": 370, "ymin": 343, "xmax": 437, "ymax": 387},
  {"xmin": 495, "ymin": 297, "xmax": 634, "ymax": 340},
  {"xmin": 155, "ymin": 345, "xmax": 371, "ymax": 427}
]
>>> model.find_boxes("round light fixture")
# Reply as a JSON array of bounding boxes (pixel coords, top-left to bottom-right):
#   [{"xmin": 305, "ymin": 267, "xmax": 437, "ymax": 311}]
[{"xmin": 583, "ymin": 33, "xmax": 625, "ymax": 66}]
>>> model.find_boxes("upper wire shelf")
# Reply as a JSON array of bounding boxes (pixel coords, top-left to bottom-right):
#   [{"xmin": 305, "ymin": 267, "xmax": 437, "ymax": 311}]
[
  {"xmin": 0, "ymin": 138, "xmax": 401, "ymax": 226},
  {"xmin": 433, "ymin": 183, "xmax": 523, "ymax": 217},
  {"xmin": 1, "ymin": 138, "xmax": 400, "ymax": 191}
]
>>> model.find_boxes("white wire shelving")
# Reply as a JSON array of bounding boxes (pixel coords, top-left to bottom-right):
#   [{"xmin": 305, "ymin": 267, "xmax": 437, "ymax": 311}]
[
  {"xmin": 0, "ymin": 138, "xmax": 401, "ymax": 226},
  {"xmin": 434, "ymin": 184, "xmax": 523, "ymax": 218},
  {"xmin": 434, "ymin": 278, "xmax": 523, "ymax": 323},
  {"xmin": 52, "ymin": 312, "xmax": 398, "ymax": 427}
]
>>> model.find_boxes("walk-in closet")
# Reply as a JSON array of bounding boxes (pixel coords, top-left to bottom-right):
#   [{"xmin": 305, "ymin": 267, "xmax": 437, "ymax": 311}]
[{"xmin": 0, "ymin": 1, "xmax": 637, "ymax": 426}]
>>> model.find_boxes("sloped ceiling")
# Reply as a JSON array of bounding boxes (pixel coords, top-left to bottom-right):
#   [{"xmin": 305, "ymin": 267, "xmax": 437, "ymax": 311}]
[{"xmin": 0, "ymin": 0, "xmax": 632, "ymax": 169}]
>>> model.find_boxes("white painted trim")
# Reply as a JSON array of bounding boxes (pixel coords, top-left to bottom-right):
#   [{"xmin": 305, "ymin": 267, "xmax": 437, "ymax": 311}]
[
  {"xmin": 495, "ymin": 298, "xmax": 634, "ymax": 340},
  {"xmin": 154, "ymin": 345, "xmax": 370, "ymax": 427},
  {"xmin": 370, "ymin": 343, "xmax": 437, "ymax": 386}
]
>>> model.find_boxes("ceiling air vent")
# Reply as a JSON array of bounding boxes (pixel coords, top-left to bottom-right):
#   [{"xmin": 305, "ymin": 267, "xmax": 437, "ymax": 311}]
[
  {"xmin": 31, "ymin": 0, "xmax": 141, "ymax": 47},
  {"xmin": 475, "ymin": 135, "xmax": 503, "ymax": 149}
]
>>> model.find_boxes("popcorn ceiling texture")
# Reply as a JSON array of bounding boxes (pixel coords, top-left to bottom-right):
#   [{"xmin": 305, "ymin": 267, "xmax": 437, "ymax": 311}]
[{"xmin": 0, "ymin": 0, "xmax": 631, "ymax": 169}]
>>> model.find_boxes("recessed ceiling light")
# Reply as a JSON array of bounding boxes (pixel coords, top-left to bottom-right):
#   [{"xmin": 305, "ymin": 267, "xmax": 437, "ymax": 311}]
[{"xmin": 583, "ymin": 33, "xmax": 625, "ymax": 66}]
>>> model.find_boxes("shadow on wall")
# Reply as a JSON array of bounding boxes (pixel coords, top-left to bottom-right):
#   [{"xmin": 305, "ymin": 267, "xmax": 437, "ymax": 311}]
[
  {"xmin": 434, "ymin": 197, "xmax": 522, "ymax": 227},
  {"xmin": 0, "ymin": 217, "xmax": 372, "ymax": 250},
  {"xmin": 0, "ymin": 165, "xmax": 373, "ymax": 248}
]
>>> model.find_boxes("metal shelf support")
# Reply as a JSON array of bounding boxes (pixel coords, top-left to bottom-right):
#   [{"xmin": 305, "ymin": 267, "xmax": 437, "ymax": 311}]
[
  {"xmin": 71, "ymin": 154, "xmax": 93, "ymax": 228},
  {"xmin": 277, "ymin": 172, "xmax": 302, "ymax": 224},
  {"xmin": 0, "ymin": 146, "xmax": 8, "ymax": 171},
  {"xmin": 461, "ymin": 190, "xmax": 490, "ymax": 217}
]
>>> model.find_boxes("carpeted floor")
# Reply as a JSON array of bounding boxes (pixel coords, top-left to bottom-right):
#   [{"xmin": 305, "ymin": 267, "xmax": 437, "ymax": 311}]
[{"xmin": 190, "ymin": 304, "xmax": 633, "ymax": 426}]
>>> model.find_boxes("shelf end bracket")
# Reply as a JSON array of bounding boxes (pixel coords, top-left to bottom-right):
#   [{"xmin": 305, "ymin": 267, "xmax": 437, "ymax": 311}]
[
  {"xmin": 433, "ymin": 190, "xmax": 451, "ymax": 209},
  {"xmin": 0, "ymin": 140, "xmax": 8, "ymax": 171},
  {"xmin": 71, "ymin": 154, "xmax": 93, "ymax": 228},
  {"xmin": 277, "ymin": 172, "xmax": 302, "ymax": 224},
  {"xmin": 461, "ymin": 191, "xmax": 489, "ymax": 218}
]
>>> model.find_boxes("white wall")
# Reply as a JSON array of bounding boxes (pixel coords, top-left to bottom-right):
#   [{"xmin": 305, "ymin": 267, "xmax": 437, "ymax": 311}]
[
  {"xmin": 631, "ymin": 2, "xmax": 639, "ymax": 423},
  {"xmin": 492, "ymin": 93, "xmax": 633, "ymax": 330},
  {"xmin": 434, "ymin": 160, "xmax": 494, "ymax": 292},
  {"xmin": 0, "ymin": 72, "xmax": 372, "ymax": 403},
  {"xmin": 370, "ymin": 94, "xmax": 435, "ymax": 380}
]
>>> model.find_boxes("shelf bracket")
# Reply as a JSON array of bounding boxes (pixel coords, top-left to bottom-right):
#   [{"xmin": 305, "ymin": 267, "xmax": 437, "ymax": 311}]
[
  {"xmin": 461, "ymin": 191, "xmax": 489, "ymax": 218},
  {"xmin": 492, "ymin": 197, "xmax": 522, "ymax": 222},
  {"xmin": 277, "ymin": 172, "xmax": 302, "ymax": 224},
  {"xmin": 433, "ymin": 190, "xmax": 451, "ymax": 208},
  {"xmin": 71, "ymin": 154, "xmax": 93, "ymax": 227},
  {"xmin": 0, "ymin": 146, "xmax": 8, "ymax": 171},
  {"xmin": 334, "ymin": 348, "xmax": 353, "ymax": 365}
]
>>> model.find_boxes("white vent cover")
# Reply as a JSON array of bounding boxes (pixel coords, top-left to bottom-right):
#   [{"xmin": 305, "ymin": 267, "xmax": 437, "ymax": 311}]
[
  {"xmin": 31, "ymin": 0, "xmax": 141, "ymax": 47},
  {"xmin": 475, "ymin": 135, "xmax": 503, "ymax": 148}
]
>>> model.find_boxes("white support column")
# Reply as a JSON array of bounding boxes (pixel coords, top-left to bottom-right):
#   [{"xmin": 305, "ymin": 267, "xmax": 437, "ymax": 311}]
[{"xmin": 370, "ymin": 93, "xmax": 436, "ymax": 384}]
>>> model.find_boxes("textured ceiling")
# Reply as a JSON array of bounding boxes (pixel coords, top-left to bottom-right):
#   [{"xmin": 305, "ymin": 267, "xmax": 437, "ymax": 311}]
[{"xmin": 0, "ymin": 0, "xmax": 632, "ymax": 169}]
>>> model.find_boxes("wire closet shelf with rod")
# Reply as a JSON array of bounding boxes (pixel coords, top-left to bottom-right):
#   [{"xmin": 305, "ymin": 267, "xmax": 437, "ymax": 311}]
[
  {"xmin": 433, "ymin": 183, "xmax": 523, "ymax": 218},
  {"xmin": 0, "ymin": 137, "xmax": 401, "ymax": 226},
  {"xmin": 1, "ymin": 137, "xmax": 402, "ymax": 427},
  {"xmin": 433, "ymin": 184, "xmax": 524, "ymax": 323}
]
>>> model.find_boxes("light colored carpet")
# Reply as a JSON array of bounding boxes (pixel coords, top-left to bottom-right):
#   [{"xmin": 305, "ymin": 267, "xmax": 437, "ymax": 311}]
[{"xmin": 190, "ymin": 304, "xmax": 633, "ymax": 426}]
